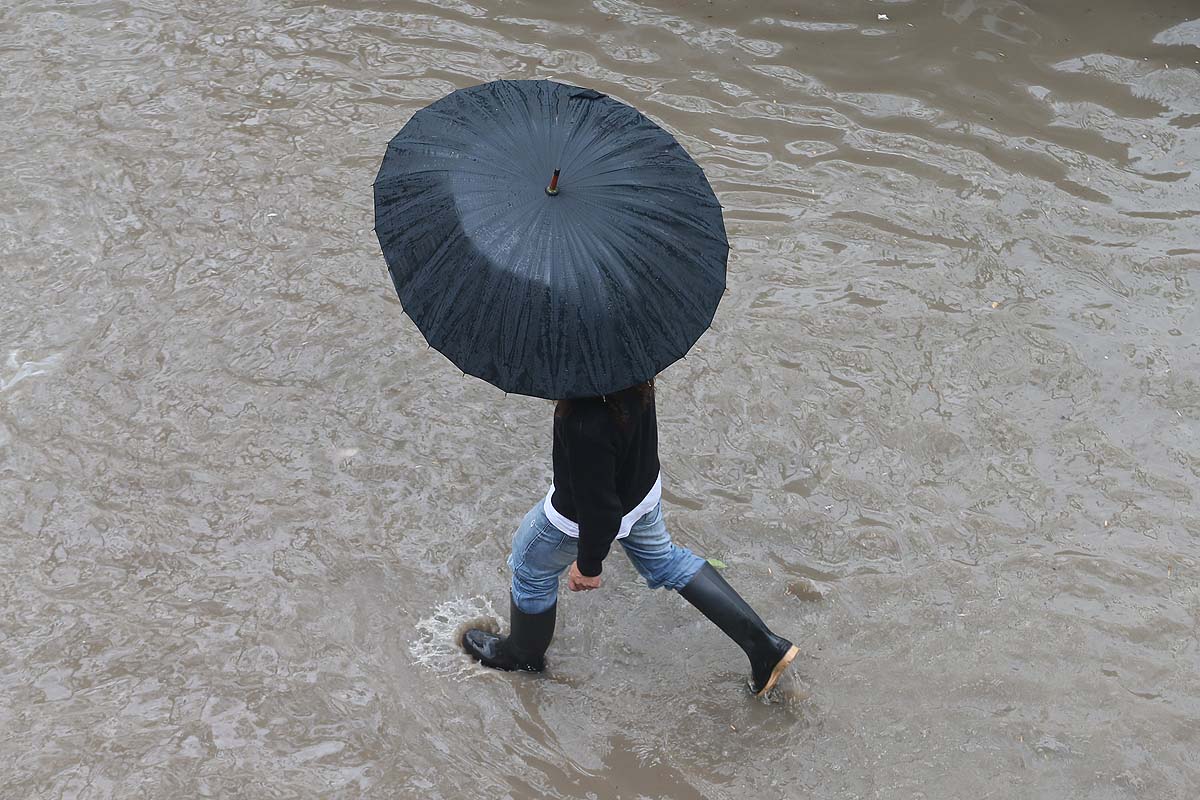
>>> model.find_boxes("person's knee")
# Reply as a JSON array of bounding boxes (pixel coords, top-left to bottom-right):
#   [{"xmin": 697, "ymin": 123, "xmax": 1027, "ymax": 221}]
[
  {"xmin": 511, "ymin": 570, "xmax": 558, "ymax": 605},
  {"xmin": 650, "ymin": 546, "xmax": 704, "ymax": 590}
]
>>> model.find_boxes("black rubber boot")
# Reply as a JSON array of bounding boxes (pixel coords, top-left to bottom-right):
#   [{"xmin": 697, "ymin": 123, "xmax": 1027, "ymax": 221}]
[
  {"xmin": 462, "ymin": 595, "xmax": 556, "ymax": 673},
  {"xmin": 678, "ymin": 564, "xmax": 799, "ymax": 696}
]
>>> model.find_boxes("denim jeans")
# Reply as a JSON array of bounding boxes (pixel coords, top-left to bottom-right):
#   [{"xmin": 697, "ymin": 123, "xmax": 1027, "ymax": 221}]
[{"xmin": 508, "ymin": 498, "xmax": 706, "ymax": 613}]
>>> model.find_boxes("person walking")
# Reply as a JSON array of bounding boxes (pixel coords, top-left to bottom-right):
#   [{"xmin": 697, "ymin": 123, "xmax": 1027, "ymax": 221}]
[
  {"xmin": 374, "ymin": 79, "xmax": 796, "ymax": 695},
  {"xmin": 461, "ymin": 380, "xmax": 799, "ymax": 696}
]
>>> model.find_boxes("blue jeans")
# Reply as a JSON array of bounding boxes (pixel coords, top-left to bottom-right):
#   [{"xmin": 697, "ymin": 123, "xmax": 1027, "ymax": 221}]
[{"xmin": 508, "ymin": 499, "xmax": 706, "ymax": 613}]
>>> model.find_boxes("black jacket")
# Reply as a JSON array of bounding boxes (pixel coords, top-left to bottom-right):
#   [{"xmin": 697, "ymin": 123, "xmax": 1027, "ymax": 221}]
[{"xmin": 550, "ymin": 390, "xmax": 660, "ymax": 576}]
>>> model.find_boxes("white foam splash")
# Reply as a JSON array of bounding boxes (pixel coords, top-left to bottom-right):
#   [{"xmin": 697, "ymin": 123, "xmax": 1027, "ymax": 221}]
[
  {"xmin": 409, "ymin": 595, "xmax": 503, "ymax": 681},
  {"xmin": 0, "ymin": 350, "xmax": 61, "ymax": 393}
]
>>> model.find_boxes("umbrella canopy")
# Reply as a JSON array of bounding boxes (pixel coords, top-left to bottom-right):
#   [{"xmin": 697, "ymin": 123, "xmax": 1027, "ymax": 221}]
[{"xmin": 373, "ymin": 79, "xmax": 728, "ymax": 399}]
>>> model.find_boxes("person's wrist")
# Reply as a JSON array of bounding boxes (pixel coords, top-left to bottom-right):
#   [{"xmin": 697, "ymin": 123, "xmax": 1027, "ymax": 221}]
[{"xmin": 577, "ymin": 558, "xmax": 602, "ymax": 577}]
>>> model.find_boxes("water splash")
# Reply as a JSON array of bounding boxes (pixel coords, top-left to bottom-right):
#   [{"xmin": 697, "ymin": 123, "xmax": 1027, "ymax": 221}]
[
  {"xmin": 758, "ymin": 663, "xmax": 814, "ymax": 709},
  {"xmin": 409, "ymin": 595, "xmax": 503, "ymax": 681}
]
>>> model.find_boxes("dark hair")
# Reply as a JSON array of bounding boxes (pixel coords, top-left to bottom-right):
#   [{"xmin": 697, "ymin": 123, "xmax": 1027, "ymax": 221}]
[{"xmin": 555, "ymin": 379, "xmax": 655, "ymax": 426}]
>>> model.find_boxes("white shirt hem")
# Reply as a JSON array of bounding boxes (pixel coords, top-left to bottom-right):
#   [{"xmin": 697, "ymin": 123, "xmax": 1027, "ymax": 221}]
[{"xmin": 543, "ymin": 471, "xmax": 662, "ymax": 540}]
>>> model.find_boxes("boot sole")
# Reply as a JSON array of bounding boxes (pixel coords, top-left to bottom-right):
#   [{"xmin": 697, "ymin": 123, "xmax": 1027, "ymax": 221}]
[{"xmin": 755, "ymin": 644, "xmax": 800, "ymax": 697}]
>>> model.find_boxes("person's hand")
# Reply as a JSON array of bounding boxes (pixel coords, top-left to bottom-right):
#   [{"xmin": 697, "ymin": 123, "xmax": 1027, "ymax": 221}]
[{"xmin": 568, "ymin": 561, "xmax": 602, "ymax": 592}]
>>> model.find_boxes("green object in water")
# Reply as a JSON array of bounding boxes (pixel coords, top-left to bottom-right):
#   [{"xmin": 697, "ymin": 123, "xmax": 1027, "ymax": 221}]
[{"xmin": 706, "ymin": 558, "xmax": 728, "ymax": 570}]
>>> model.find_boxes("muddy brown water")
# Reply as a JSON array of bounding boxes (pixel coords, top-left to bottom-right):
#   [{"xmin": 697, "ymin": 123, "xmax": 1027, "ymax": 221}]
[{"xmin": 3, "ymin": 1, "xmax": 1199, "ymax": 797}]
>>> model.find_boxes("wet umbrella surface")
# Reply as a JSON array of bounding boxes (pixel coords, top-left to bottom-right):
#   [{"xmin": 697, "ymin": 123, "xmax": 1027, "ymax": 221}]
[{"xmin": 374, "ymin": 79, "xmax": 728, "ymax": 398}]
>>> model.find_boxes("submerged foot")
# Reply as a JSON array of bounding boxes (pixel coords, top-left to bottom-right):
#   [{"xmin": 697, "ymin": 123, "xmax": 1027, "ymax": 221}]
[
  {"xmin": 750, "ymin": 639, "xmax": 800, "ymax": 696},
  {"xmin": 461, "ymin": 628, "xmax": 545, "ymax": 672},
  {"xmin": 462, "ymin": 597, "xmax": 556, "ymax": 673}
]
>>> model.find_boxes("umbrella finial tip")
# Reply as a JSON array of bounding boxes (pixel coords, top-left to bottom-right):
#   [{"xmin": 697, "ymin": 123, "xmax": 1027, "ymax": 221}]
[{"xmin": 546, "ymin": 167, "xmax": 561, "ymax": 196}]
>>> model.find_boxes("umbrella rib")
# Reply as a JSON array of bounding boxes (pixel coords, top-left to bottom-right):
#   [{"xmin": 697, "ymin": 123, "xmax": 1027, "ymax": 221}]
[
  {"xmin": 557, "ymin": 87, "xmax": 611, "ymax": 174},
  {"xmin": 487, "ymin": 81, "xmax": 547, "ymax": 177},
  {"xmin": 579, "ymin": 220, "xmax": 658, "ymax": 383},
  {"xmin": 574, "ymin": 186, "xmax": 726, "ymax": 245},
  {"xmin": 458, "ymin": 191, "xmax": 558, "ymax": 384},
  {"xmin": 576, "ymin": 212, "xmax": 721, "ymax": 350},
  {"xmin": 564, "ymin": 125, "xmax": 663, "ymax": 177},
  {"xmin": 418, "ymin": 188, "xmax": 552, "ymax": 355},
  {"xmin": 569, "ymin": 162, "xmax": 708, "ymax": 185},
  {"xmin": 571, "ymin": 180, "xmax": 714, "ymax": 207},
  {"xmin": 557, "ymin": 210, "xmax": 622, "ymax": 394},
  {"xmin": 386, "ymin": 139, "xmax": 519, "ymax": 169},
  {"xmin": 560, "ymin": 191, "xmax": 719, "ymax": 248},
  {"xmin": 375, "ymin": 164, "xmax": 515, "ymax": 183},
  {"xmin": 414, "ymin": 108, "xmax": 530, "ymax": 177}
]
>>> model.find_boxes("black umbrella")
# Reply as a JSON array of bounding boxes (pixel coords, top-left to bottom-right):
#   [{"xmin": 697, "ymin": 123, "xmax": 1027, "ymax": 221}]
[{"xmin": 373, "ymin": 79, "xmax": 728, "ymax": 399}]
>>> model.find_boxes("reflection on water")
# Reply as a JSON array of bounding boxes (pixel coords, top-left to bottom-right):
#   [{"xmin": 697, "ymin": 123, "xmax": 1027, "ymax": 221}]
[{"xmin": 2, "ymin": 0, "xmax": 1198, "ymax": 796}]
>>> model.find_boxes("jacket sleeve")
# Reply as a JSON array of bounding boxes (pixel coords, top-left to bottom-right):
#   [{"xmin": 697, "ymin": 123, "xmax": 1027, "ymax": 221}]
[{"xmin": 563, "ymin": 414, "xmax": 622, "ymax": 577}]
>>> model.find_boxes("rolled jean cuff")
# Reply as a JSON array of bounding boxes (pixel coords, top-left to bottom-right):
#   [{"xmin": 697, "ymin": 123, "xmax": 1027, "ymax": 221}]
[{"xmin": 510, "ymin": 586, "xmax": 557, "ymax": 615}]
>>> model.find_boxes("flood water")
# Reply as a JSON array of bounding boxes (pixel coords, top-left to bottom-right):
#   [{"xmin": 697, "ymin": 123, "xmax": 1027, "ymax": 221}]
[{"xmin": 3, "ymin": 0, "xmax": 1199, "ymax": 797}]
